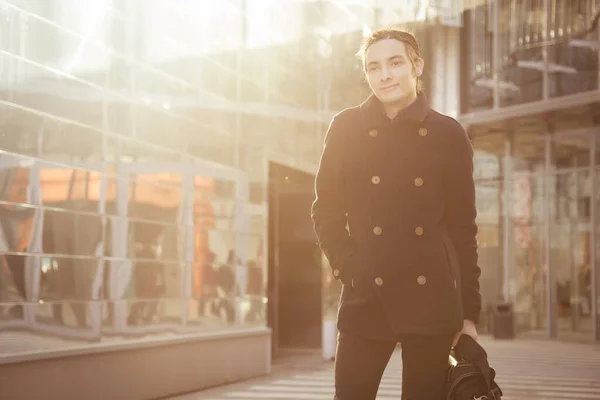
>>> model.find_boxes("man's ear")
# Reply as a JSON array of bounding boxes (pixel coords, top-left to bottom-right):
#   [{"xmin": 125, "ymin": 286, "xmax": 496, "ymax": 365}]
[{"xmin": 415, "ymin": 57, "xmax": 425, "ymax": 76}]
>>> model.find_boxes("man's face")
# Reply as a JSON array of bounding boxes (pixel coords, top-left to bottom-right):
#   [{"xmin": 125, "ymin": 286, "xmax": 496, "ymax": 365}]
[{"xmin": 364, "ymin": 39, "xmax": 423, "ymax": 105}]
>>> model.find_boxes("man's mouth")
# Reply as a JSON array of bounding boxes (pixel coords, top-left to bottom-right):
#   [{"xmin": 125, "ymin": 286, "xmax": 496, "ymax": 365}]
[{"xmin": 380, "ymin": 84, "xmax": 398, "ymax": 91}]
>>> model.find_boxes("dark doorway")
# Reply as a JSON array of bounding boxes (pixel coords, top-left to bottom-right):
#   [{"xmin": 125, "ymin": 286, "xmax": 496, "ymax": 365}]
[{"xmin": 267, "ymin": 162, "xmax": 322, "ymax": 359}]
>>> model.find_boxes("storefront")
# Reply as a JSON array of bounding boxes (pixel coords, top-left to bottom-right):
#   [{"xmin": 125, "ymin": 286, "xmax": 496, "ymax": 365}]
[{"xmin": 459, "ymin": 0, "xmax": 600, "ymax": 342}]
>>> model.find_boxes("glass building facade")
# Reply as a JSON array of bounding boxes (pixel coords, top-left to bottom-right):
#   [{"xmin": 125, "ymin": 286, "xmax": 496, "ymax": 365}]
[
  {"xmin": 0, "ymin": 0, "xmax": 449, "ymax": 361},
  {"xmin": 460, "ymin": 0, "xmax": 600, "ymax": 342},
  {"xmin": 462, "ymin": 0, "xmax": 599, "ymax": 113}
]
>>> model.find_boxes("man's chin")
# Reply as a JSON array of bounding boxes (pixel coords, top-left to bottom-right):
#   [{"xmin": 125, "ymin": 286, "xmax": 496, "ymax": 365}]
[{"xmin": 376, "ymin": 91, "xmax": 405, "ymax": 104}]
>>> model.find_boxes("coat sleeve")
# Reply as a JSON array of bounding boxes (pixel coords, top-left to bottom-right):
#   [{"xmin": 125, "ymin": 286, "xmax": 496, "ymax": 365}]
[
  {"xmin": 311, "ymin": 114, "xmax": 356, "ymax": 285},
  {"xmin": 444, "ymin": 122, "xmax": 482, "ymax": 324}
]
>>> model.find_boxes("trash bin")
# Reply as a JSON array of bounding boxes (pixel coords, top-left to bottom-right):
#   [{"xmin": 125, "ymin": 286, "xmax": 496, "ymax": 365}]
[{"xmin": 491, "ymin": 302, "xmax": 515, "ymax": 339}]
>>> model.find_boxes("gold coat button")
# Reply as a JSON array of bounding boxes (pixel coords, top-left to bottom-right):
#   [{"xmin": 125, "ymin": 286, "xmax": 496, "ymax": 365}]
[
  {"xmin": 373, "ymin": 226, "xmax": 383, "ymax": 235},
  {"xmin": 414, "ymin": 177, "xmax": 423, "ymax": 187},
  {"xmin": 375, "ymin": 277, "xmax": 384, "ymax": 286},
  {"xmin": 418, "ymin": 128, "xmax": 428, "ymax": 137},
  {"xmin": 415, "ymin": 226, "xmax": 424, "ymax": 236},
  {"xmin": 417, "ymin": 275, "xmax": 427, "ymax": 285},
  {"xmin": 371, "ymin": 176, "xmax": 381, "ymax": 184},
  {"xmin": 369, "ymin": 129, "xmax": 379, "ymax": 138},
  {"xmin": 333, "ymin": 269, "xmax": 340, "ymax": 277}
]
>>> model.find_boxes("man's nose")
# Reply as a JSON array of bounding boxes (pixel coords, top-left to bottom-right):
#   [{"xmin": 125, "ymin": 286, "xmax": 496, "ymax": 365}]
[{"xmin": 380, "ymin": 66, "xmax": 392, "ymax": 81}]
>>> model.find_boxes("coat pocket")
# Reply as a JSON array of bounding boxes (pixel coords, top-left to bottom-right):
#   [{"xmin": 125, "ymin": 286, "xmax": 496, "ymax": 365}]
[
  {"xmin": 440, "ymin": 228, "xmax": 461, "ymax": 291},
  {"xmin": 340, "ymin": 269, "xmax": 370, "ymax": 308}
]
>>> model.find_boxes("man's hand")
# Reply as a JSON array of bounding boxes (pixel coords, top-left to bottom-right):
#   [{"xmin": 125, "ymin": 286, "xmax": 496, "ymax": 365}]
[{"xmin": 452, "ymin": 319, "xmax": 478, "ymax": 347}]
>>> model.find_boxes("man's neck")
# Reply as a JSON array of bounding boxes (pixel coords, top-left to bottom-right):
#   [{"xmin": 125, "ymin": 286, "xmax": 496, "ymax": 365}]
[{"xmin": 382, "ymin": 91, "xmax": 418, "ymax": 120}]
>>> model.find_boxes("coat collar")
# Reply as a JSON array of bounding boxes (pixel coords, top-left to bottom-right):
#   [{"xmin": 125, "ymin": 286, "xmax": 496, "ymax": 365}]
[{"xmin": 359, "ymin": 92, "xmax": 430, "ymax": 127}]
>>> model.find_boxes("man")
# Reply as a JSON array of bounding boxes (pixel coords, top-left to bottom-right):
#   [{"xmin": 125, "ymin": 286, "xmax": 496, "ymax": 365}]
[{"xmin": 311, "ymin": 28, "xmax": 481, "ymax": 399}]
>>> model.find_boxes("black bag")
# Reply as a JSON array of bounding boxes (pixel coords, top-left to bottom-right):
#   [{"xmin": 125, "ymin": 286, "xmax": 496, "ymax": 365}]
[{"xmin": 444, "ymin": 335, "xmax": 503, "ymax": 400}]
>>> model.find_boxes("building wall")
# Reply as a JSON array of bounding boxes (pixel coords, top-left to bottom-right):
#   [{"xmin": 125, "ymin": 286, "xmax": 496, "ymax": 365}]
[
  {"xmin": 0, "ymin": 0, "xmax": 307, "ymax": 363},
  {"xmin": 429, "ymin": 25, "xmax": 461, "ymax": 118},
  {"xmin": 458, "ymin": 0, "xmax": 600, "ymax": 339},
  {"xmin": 0, "ymin": 328, "xmax": 271, "ymax": 400},
  {"xmin": 460, "ymin": 0, "xmax": 599, "ymax": 113},
  {"xmin": 0, "ymin": 0, "xmax": 342, "ymax": 396}
]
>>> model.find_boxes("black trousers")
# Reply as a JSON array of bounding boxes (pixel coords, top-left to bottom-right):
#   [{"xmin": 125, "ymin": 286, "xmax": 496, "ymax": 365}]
[{"xmin": 334, "ymin": 331, "xmax": 453, "ymax": 400}]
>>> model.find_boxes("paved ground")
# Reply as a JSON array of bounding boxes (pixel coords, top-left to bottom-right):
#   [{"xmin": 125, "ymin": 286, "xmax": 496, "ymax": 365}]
[{"xmin": 169, "ymin": 336, "xmax": 600, "ymax": 400}]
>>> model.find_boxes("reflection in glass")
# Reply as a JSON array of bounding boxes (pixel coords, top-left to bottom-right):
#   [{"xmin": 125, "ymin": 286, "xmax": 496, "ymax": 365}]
[
  {"xmin": 189, "ymin": 228, "xmax": 234, "ymax": 323},
  {"xmin": 0, "ymin": 105, "xmax": 41, "ymax": 157},
  {"xmin": 8, "ymin": 59, "xmax": 106, "ymax": 129},
  {"xmin": 1, "ymin": 205, "xmax": 103, "ymax": 328},
  {"xmin": 551, "ymin": 166, "xmax": 593, "ymax": 337},
  {"xmin": 548, "ymin": 0, "xmax": 599, "ymax": 97},
  {"xmin": 0, "ymin": 153, "xmax": 33, "ymax": 205},
  {"xmin": 39, "ymin": 167, "xmax": 106, "ymax": 212},
  {"xmin": 128, "ymin": 174, "xmax": 183, "ymax": 224},
  {"xmin": 120, "ymin": 138, "xmax": 183, "ymax": 163},
  {"xmin": 0, "ymin": 157, "xmax": 36, "ymax": 308},
  {"xmin": 463, "ymin": 0, "xmax": 599, "ymax": 112},
  {"xmin": 510, "ymin": 171, "xmax": 547, "ymax": 333},
  {"xmin": 0, "ymin": 0, "xmax": 343, "ymax": 359}
]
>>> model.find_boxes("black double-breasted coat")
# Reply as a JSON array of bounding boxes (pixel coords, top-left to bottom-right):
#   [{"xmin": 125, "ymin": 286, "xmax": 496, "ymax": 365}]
[{"xmin": 311, "ymin": 93, "xmax": 482, "ymax": 341}]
